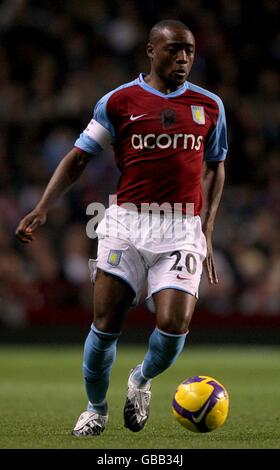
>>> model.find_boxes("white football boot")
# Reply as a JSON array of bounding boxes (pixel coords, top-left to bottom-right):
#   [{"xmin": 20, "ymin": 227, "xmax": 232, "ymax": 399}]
[
  {"xmin": 72, "ymin": 410, "xmax": 108, "ymax": 436},
  {"xmin": 124, "ymin": 365, "xmax": 152, "ymax": 432}
]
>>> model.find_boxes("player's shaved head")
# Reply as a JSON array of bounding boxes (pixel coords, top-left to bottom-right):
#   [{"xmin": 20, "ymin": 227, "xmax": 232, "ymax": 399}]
[
  {"xmin": 146, "ymin": 19, "xmax": 195, "ymax": 91},
  {"xmin": 149, "ymin": 20, "xmax": 193, "ymax": 44}
]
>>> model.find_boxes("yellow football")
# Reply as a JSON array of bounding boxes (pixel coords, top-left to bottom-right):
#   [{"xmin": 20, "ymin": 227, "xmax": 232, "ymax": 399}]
[{"xmin": 172, "ymin": 375, "xmax": 229, "ymax": 432}]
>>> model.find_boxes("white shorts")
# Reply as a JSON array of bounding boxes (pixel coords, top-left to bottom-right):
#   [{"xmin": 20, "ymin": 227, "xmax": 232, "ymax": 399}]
[{"xmin": 89, "ymin": 205, "xmax": 207, "ymax": 311}]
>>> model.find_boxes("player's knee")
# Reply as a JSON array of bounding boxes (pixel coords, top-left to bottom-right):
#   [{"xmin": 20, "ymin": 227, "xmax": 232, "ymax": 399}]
[
  {"xmin": 157, "ymin": 315, "xmax": 191, "ymax": 335},
  {"xmin": 93, "ymin": 309, "xmax": 121, "ymax": 334},
  {"xmin": 157, "ymin": 303, "xmax": 195, "ymax": 334},
  {"xmin": 94, "ymin": 316, "xmax": 113, "ymax": 333}
]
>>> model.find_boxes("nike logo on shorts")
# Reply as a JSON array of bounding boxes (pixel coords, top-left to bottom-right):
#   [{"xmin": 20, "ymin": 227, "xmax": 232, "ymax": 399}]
[
  {"xmin": 176, "ymin": 274, "xmax": 189, "ymax": 280},
  {"xmin": 130, "ymin": 113, "xmax": 148, "ymax": 121}
]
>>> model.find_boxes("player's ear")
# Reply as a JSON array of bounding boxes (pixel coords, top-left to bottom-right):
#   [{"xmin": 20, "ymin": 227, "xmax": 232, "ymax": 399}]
[{"xmin": 146, "ymin": 43, "xmax": 155, "ymax": 59}]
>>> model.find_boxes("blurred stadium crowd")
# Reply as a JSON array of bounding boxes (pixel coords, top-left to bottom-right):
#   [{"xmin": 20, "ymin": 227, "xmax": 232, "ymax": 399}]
[{"xmin": 0, "ymin": 0, "xmax": 279, "ymax": 328}]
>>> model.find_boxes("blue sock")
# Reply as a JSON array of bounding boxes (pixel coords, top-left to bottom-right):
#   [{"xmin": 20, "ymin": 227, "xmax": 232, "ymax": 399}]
[
  {"xmin": 83, "ymin": 324, "xmax": 121, "ymax": 415},
  {"xmin": 132, "ymin": 328, "xmax": 187, "ymax": 386}
]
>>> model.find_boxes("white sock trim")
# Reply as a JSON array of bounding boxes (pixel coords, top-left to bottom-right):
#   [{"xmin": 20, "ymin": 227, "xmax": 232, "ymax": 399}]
[
  {"xmin": 90, "ymin": 399, "xmax": 107, "ymax": 407},
  {"xmin": 140, "ymin": 362, "xmax": 150, "ymax": 381},
  {"xmin": 156, "ymin": 327, "xmax": 188, "ymax": 337},
  {"xmin": 91, "ymin": 323, "xmax": 121, "ymax": 337}
]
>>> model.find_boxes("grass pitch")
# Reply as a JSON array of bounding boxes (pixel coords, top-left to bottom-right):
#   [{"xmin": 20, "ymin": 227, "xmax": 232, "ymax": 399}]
[{"xmin": 0, "ymin": 344, "xmax": 279, "ymax": 449}]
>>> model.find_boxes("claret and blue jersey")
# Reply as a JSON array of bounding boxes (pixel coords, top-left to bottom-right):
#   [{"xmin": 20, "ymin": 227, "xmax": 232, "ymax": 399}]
[{"xmin": 75, "ymin": 73, "xmax": 228, "ymax": 215}]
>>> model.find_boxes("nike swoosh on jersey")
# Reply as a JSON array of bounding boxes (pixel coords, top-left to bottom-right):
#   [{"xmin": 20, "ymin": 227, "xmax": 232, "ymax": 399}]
[
  {"xmin": 130, "ymin": 113, "xmax": 148, "ymax": 121},
  {"xmin": 192, "ymin": 400, "xmax": 211, "ymax": 423}
]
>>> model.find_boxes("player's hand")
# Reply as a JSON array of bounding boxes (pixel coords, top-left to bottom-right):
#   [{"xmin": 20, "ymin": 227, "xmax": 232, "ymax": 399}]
[
  {"xmin": 15, "ymin": 208, "xmax": 47, "ymax": 243},
  {"xmin": 203, "ymin": 231, "xmax": 218, "ymax": 285}
]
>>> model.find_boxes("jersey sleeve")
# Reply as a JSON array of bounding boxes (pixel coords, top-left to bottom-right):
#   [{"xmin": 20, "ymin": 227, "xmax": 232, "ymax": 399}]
[
  {"xmin": 204, "ymin": 98, "xmax": 228, "ymax": 162},
  {"xmin": 74, "ymin": 92, "xmax": 116, "ymax": 154}
]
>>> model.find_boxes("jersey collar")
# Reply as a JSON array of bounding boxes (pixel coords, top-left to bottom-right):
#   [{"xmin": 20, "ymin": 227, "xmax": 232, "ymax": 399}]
[{"xmin": 137, "ymin": 73, "xmax": 188, "ymax": 98}]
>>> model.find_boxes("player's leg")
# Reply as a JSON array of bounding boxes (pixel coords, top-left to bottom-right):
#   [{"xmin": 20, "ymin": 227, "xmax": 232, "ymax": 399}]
[
  {"xmin": 73, "ymin": 269, "xmax": 134, "ymax": 436},
  {"xmin": 139, "ymin": 289, "xmax": 196, "ymax": 379},
  {"xmin": 124, "ymin": 289, "xmax": 196, "ymax": 432},
  {"xmin": 137, "ymin": 246, "xmax": 203, "ymax": 382},
  {"xmin": 73, "ymin": 234, "xmax": 146, "ymax": 436},
  {"xmin": 124, "ymin": 212, "xmax": 206, "ymax": 431},
  {"xmin": 84, "ymin": 269, "xmax": 134, "ymax": 412}
]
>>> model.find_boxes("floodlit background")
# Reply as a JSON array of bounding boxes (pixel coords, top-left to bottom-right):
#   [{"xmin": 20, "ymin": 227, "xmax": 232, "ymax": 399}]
[
  {"xmin": 0, "ymin": 0, "xmax": 279, "ymax": 344},
  {"xmin": 0, "ymin": 0, "xmax": 280, "ymax": 452}
]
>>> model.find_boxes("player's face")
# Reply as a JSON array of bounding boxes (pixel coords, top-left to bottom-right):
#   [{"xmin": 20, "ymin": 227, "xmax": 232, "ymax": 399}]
[{"xmin": 147, "ymin": 28, "xmax": 195, "ymax": 88}]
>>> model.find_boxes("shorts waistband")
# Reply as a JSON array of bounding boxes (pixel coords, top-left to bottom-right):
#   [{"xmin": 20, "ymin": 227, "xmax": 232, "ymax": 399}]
[{"xmin": 108, "ymin": 203, "xmax": 196, "ymax": 219}]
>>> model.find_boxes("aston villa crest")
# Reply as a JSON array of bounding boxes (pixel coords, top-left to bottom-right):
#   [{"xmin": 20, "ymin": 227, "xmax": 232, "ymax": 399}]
[{"xmin": 191, "ymin": 106, "xmax": 205, "ymax": 125}]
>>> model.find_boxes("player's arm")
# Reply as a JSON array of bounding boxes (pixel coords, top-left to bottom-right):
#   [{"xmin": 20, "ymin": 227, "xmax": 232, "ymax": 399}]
[
  {"xmin": 16, "ymin": 92, "xmax": 115, "ymax": 244},
  {"xmin": 202, "ymin": 96, "xmax": 228, "ymax": 284},
  {"xmin": 15, "ymin": 147, "xmax": 92, "ymax": 243},
  {"xmin": 16, "ymin": 91, "xmax": 115, "ymax": 244},
  {"xmin": 202, "ymin": 160, "xmax": 225, "ymax": 284}
]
